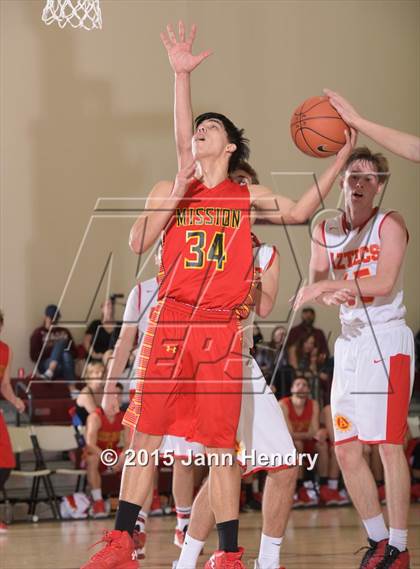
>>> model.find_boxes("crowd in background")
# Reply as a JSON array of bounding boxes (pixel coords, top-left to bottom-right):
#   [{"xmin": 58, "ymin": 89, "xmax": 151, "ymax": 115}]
[{"xmin": 0, "ymin": 301, "xmax": 419, "ymax": 526}]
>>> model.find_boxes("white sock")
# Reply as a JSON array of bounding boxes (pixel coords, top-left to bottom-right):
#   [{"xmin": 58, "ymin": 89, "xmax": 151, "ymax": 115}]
[
  {"xmin": 257, "ymin": 533, "xmax": 283, "ymax": 569},
  {"xmin": 91, "ymin": 488, "xmax": 102, "ymax": 502},
  {"xmin": 176, "ymin": 506, "xmax": 191, "ymax": 532},
  {"xmin": 328, "ymin": 479, "xmax": 338, "ymax": 490},
  {"xmin": 136, "ymin": 509, "xmax": 148, "ymax": 533},
  {"xmin": 177, "ymin": 532, "xmax": 205, "ymax": 569},
  {"xmin": 44, "ymin": 368, "xmax": 53, "ymax": 379},
  {"xmin": 362, "ymin": 514, "xmax": 389, "ymax": 542},
  {"xmin": 389, "ymin": 528, "xmax": 407, "ymax": 552}
]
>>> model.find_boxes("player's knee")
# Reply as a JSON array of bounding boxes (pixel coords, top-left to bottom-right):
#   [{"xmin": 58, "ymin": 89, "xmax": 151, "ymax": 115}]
[
  {"xmin": 378, "ymin": 442, "xmax": 404, "ymax": 462},
  {"xmin": 335, "ymin": 444, "xmax": 362, "ymax": 471}
]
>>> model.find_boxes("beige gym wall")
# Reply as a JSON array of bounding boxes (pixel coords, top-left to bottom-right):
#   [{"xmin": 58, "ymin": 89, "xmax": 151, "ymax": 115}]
[{"xmin": 1, "ymin": 0, "xmax": 419, "ymax": 373}]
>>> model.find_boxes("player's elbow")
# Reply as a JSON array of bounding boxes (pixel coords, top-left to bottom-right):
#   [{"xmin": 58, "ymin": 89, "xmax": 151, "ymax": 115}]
[{"xmin": 289, "ymin": 205, "xmax": 308, "ymax": 224}]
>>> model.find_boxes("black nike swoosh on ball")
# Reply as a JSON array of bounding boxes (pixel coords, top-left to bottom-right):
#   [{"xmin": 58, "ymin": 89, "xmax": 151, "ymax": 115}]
[{"xmin": 317, "ymin": 145, "xmax": 330, "ymax": 153}]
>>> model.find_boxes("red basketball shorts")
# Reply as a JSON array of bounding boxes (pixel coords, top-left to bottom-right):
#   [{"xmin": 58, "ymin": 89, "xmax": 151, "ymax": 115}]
[{"xmin": 123, "ymin": 298, "xmax": 244, "ymax": 448}]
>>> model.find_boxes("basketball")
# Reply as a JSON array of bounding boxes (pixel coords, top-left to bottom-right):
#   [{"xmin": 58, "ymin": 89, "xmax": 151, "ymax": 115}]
[{"xmin": 290, "ymin": 95, "xmax": 349, "ymax": 158}]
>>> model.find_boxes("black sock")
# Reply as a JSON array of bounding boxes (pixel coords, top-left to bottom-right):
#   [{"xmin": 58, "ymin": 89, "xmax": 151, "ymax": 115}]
[
  {"xmin": 115, "ymin": 501, "xmax": 141, "ymax": 536},
  {"xmin": 319, "ymin": 477, "xmax": 328, "ymax": 486},
  {"xmin": 376, "ymin": 480, "xmax": 384, "ymax": 487},
  {"xmin": 216, "ymin": 519, "xmax": 239, "ymax": 553},
  {"xmin": 245, "ymin": 484, "xmax": 253, "ymax": 502}
]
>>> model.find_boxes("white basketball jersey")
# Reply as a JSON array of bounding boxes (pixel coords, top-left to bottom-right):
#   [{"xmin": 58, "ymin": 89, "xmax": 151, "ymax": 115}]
[
  {"xmin": 242, "ymin": 244, "xmax": 277, "ymax": 350},
  {"xmin": 323, "ymin": 209, "xmax": 406, "ymax": 329},
  {"xmin": 123, "ymin": 277, "xmax": 158, "ymax": 388}
]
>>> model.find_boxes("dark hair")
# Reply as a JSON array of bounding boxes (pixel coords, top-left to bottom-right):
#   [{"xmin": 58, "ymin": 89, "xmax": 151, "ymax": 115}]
[
  {"xmin": 194, "ymin": 112, "xmax": 250, "ymax": 173},
  {"xmin": 292, "ymin": 375, "xmax": 309, "ymax": 386},
  {"xmin": 302, "ymin": 307, "xmax": 315, "ymax": 315},
  {"xmin": 269, "ymin": 325, "xmax": 286, "ymax": 348},
  {"xmin": 234, "ymin": 160, "xmax": 260, "ymax": 184},
  {"xmin": 295, "ymin": 333, "xmax": 316, "ymax": 362},
  {"xmin": 341, "ymin": 146, "xmax": 389, "ymax": 184},
  {"xmin": 115, "ymin": 382, "xmax": 123, "ymax": 390}
]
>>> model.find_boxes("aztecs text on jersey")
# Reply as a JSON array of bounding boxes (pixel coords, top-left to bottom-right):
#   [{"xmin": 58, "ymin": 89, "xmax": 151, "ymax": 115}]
[
  {"xmin": 159, "ymin": 178, "xmax": 254, "ymax": 311},
  {"xmin": 322, "ymin": 208, "xmax": 406, "ymax": 328}
]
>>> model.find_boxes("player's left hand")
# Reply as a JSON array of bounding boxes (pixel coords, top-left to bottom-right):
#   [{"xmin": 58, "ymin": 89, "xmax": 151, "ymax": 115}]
[
  {"xmin": 160, "ymin": 21, "xmax": 212, "ymax": 74},
  {"xmin": 290, "ymin": 283, "xmax": 353, "ymax": 309},
  {"xmin": 336, "ymin": 127, "xmax": 358, "ymax": 164},
  {"xmin": 319, "ymin": 290, "xmax": 355, "ymax": 306}
]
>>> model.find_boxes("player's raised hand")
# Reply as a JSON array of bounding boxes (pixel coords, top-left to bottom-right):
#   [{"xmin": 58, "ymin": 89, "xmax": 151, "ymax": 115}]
[
  {"xmin": 160, "ymin": 21, "xmax": 212, "ymax": 74},
  {"xmin": 336, "ymin": 127, "xmax": 358, "ymax": 163},
  {"xmin": 324, "ymin": 89, "xmax": 362, "ymax": 128},
  {"xmin": 172, "ymin": 160, "xmax": 197, "ymax": 197}
]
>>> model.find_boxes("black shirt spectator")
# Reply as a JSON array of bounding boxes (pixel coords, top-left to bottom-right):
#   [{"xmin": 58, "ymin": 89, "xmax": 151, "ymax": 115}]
[{"xmin": 83, "ymin": 299, "xmax": 118, "ymax": 363}]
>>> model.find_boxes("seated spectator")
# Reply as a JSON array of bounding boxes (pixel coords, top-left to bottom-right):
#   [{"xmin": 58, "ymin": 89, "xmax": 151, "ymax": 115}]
[
  {"xmin": 83, "ymin": 299, "xmax": 118, "ymax": 364},
  {"xmin": 286, "ymin": 307, "xmax": 330, "ymax": 362},
  {"xmin": 288, "ymin": 333, "xmax": 320, "ymax": 380},
  {"xmin": 30, "ymin": 304, "xmax": 77, "ymax": 381},
  {"xmin": 255, "ymin": 325, "xmax": 293, "ymax": 397},
  {"xmin": 84, "ymin": 382, "xmax": 127, "ymax": 518},
  {"xmin": 0, "ymin": 309, "xmax": 25, "ymax": 532},
  {"xmin": 252, "ymin": 323, "xmax": 263, "ymax": 346},
  {"xmin": 280, "ymin": 377, "xmax": 347, "ymax": 506},
  {"xmin": 72, "ymin": 362, "xmax": 105, "ymax": 427}
]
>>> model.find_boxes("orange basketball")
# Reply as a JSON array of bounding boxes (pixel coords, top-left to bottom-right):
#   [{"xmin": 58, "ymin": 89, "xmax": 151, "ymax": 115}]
[{"xmin": 290, "ymin": 95, "xmax": 349, "ymax": 158}]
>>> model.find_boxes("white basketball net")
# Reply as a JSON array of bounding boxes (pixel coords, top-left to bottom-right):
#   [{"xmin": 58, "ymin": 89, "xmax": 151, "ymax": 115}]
[{"xmin": 42, "ymin": 0, "xmax": 102, "ymax": 30}]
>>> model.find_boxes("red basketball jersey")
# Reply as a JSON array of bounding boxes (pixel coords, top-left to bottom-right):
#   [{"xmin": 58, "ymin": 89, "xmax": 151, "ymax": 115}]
[
  {"xmin": 94, "ymin": 408, "xmax": 125, "ymax": 451},
  {"xmin": 282, "ymin": 396, "xmax": 314, "ymax": 433},
  {"xmin": 158, "ymin": 178, "xmax": 254, "ymax": 311},
  {"xmin": 0, "ymin": 341, "xmax": 10, "ymax": 383}
]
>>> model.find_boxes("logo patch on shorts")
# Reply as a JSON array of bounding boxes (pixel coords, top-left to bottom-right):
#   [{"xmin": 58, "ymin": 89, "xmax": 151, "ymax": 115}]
[
  {"xmin": 165, "ymin": 345, "xmax": 178, "ymax": 354},
  {"xmin": 334, "ymin": 414, "xmax": 352, "ymax": 432}
]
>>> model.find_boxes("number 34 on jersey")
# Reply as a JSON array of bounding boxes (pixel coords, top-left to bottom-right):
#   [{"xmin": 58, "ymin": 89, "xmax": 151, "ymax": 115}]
[{"xmin": 184, "ymin": 230, "xmax": 227, "ymax": 271}]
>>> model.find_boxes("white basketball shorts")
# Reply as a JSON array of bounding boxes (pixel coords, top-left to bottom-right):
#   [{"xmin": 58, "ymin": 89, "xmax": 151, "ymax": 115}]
[{"xmin": 331, "ymin": 320, "xmax": 414, "ymax": 446}]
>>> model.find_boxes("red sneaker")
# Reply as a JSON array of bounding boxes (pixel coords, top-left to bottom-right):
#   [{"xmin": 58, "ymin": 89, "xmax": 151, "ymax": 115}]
[
  {"xmin": 378, "ymin": 485, "xmax": 386, "ymax": 505},
  {"xmin": 149, "ymin": 493, "xmax": 163, "ymax": 516},
  {"xmin": 91, "ymin": 499, "xmax": 108, "ymax": 519},
  {"xmin": 358, "ymin": 538, "xmax": 388, "ymax": 569},
  {"xmin": 410, "ymin": 482, "xmax": 420, "ymax": 502},
  {"xmin": 319, "ymin": 486, "xmax": 348, "ymax": 506},
  {"xmin": 204, "ymin": 547, "xmax": 246, "ymax": 568},
  {"xmin": 297, "ymin": 486, "xmax": 318, "ymax": 507},
  {"xmin": 376, "ymin": 544, "xmax": 410, "ymax": 568},
  {"xmin": 80, "ymin": 530, "xmax": 138, "ymax": 569},
  {"xmin": 0, "ymin": 521, "xmax": 8, "ymax": 533},
  {"xmin": 174, "ymin": 528, "xmax": 186, "ymax": 548},
  {"xmin": 132, "ymin": 529, "xmax": 146, "ymax": 560}
]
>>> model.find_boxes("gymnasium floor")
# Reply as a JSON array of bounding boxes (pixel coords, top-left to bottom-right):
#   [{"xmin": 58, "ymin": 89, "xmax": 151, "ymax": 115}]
[{"xmin": 1, "ymin": 506, "xmax": 419, "ymax": 569}]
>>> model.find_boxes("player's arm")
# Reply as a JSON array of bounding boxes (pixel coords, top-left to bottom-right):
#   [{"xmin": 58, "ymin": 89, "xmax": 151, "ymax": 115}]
[
  {"xmin": 85, "ymin": 412, "xmax": 102, "ymax": 457},
  {"xmin": 249, "ymin": 129, "xmax": 357, "ymax": 224},
  {"xmin": 255, "ymin": 250, "xmax": 280, "ymax": 318},
  {"xmin": 294, "ymin": 212, "xmax": 408, "ymax": 308},
  {"xmin": 309, "ymin": 223, "xmax": 355, "ymax": 307},
  {"xmin": 325, "ymin": 89, "xmax": 420, "ymax": 163},
  {"xmin": 161, "ymin": 21, "xmax": 212, "ymax": 168},
  {"xmin": 129, "ymin": 162, "xmax": 196, "ymax": 254},
  {"xmin": 0, "ymin": 348, "xmax": 25, "ymax": 413}
]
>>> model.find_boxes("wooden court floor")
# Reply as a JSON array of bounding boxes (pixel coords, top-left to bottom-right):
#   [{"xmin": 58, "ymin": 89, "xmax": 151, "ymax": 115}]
[{"xmin": 1, "ymin": 505, "xmax": 419, "ymax": 568}]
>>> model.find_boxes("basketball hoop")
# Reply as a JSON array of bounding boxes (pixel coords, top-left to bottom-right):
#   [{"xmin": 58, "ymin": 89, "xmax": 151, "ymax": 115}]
[{"xmin": 42, "ymin": 0, "xmax": 102, "ymax": 30}]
